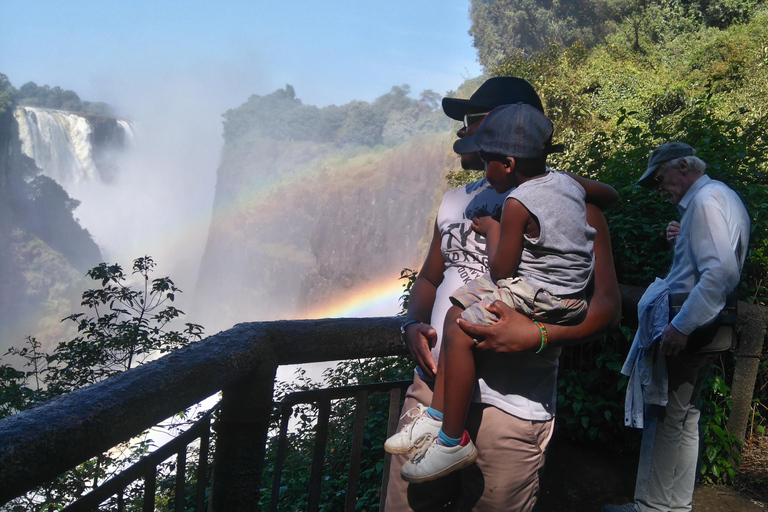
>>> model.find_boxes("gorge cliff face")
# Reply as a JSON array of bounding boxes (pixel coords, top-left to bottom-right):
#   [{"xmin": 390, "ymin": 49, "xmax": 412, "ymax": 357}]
[
  {"xmin": 0, "ymin": 106, "xmax": 129, "ymax": 349},
  {"xmin": 194, "ymin": 132, "xmax": 454, "ymax": 330}
]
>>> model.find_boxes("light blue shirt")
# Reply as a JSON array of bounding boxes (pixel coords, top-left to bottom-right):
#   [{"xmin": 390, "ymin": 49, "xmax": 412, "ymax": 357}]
[{"xmin": 665, "ymin": 175, "xmax": 750, "ymax": 335}]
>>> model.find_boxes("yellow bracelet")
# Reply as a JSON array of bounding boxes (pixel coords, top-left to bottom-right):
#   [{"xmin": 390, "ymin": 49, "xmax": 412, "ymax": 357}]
[{"xmin": 533, "ymin": 321, "xmax": 548, "ymax": 353}]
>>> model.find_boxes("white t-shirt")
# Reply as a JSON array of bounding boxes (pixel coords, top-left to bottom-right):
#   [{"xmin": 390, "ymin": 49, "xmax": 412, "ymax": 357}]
[{"xmin": 420, "ymin": 178, "xmax": 561, "ymax": 421}]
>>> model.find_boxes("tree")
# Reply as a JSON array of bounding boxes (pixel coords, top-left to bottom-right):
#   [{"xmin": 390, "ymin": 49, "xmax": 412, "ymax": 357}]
[{"xmin": 0, "ymin": 256, "xmax": 205, "ymax": 510}]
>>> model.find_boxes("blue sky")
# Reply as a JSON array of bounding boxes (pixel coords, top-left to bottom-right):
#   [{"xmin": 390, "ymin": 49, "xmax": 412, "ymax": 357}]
[{"xmin": 2, "ymin": 0, "xmax": 483, "ymax": 110}]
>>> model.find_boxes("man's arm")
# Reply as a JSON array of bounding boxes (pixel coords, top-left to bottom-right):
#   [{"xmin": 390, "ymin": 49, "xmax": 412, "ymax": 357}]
[
  {"xmin": 659, "ymin": 201, "xmax": 742, "ymax": 355},
  {"xmin": 457, "ymin": 204, "xmax": 621, "ymax": 351},
  {"xmin": 402, "ymin": 221, "xmax": 445, "ymax": 378}
]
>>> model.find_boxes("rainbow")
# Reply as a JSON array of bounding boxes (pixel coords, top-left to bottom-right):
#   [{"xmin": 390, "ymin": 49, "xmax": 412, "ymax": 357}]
[{"xmin": 299, "ymin": 274, "xmax": 407, "ymax": 319}]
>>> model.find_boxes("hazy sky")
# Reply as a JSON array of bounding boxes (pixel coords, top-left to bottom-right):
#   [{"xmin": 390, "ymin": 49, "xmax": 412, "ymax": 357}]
[{"xmin": 2, "ymin": 0, "xmax": 483, "ymax": 110}]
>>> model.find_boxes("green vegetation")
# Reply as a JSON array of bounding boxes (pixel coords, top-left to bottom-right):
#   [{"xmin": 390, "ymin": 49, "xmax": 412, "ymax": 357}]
[
  {"xmin": 470, "ymin": 0, "xmax": 767, "ymax": 68},
  {"xmin": 13, "ymin": 80, "xmax": 112, "ymax": 115},
  {"xmin": 222, "ymin": 84, "xmax": 448, "ymax": 149},
  {"xmin": 0, "ymin": 257, "xmax": 204, "ymax": 510}
]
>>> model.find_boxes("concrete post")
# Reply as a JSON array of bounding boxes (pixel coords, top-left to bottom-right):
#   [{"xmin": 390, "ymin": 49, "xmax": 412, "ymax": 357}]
[
  {"xmin": 208, "ymin": 358, "xmax": 277, "ymax": 512},
  {"xmin": 727, "ymin": 302, "xmax": 768, "ymax": 446}
]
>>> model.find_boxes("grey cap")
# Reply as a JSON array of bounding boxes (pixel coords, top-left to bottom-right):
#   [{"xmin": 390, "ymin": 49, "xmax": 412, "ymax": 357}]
[
  {"xmin": 638, "ymin": 142, "xmax": 696, "ymax": 188},
  {"xmin": 453, "ymin": 103, "xmax": 561, "ymax": 159}
]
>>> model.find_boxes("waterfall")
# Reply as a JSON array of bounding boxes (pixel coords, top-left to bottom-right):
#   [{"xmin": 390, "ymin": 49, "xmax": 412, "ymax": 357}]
[
  {"xmin": 14, "ymin": 107, "xmax": 99, "ymax": 185},
  {"xmin": 13, "ymin": 107, "xmax": 134, "ymax": 188}
]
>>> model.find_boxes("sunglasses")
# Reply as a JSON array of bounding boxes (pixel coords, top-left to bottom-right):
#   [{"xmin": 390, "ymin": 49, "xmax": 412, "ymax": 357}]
[
  {"xmin": 649, "ymin": 164, "xmax": 675, "ymax": 188},
  {"xmin": 463, "ymin": 112, "xmax": 491, "ymax": 129}
]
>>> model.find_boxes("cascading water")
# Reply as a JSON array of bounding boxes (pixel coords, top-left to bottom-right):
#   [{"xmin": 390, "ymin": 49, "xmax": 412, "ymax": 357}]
[{"xmin": 14, "ymin": 107, "xmax": 101, "ymax": 186}]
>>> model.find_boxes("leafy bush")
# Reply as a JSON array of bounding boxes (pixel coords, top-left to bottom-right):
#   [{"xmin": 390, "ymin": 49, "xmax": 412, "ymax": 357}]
[{"xmin": 0, "ymin": 256, "xmax": 204, "ymax": 510}]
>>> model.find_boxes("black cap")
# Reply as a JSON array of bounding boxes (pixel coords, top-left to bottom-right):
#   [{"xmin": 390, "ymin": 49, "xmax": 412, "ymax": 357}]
[{"xmin": 442, "ymin": 77, "xmax": 544, "ymax": 121}]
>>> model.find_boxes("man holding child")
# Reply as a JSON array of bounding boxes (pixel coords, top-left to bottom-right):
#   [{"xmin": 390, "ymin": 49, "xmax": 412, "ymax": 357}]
[{"xmin": 385, "ymin": 77, "xmax": 621, "ymax": 512}]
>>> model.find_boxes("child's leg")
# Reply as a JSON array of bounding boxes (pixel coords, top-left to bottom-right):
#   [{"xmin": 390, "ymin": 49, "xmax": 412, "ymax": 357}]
[{"xmin": 431, "ymin": 305, "xmax": 478, "ymax": 439}]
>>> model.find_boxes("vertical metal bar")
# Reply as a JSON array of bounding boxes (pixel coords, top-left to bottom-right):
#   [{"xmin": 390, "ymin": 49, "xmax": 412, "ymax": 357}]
[
  {"xmin": 345, "ymin": 391, "xmax": 369, "ymax": 511},
  {"xmin": 269, "ymin": 404, "xmax": 293, "ymax": 512},
  {"xmin": 307, "ymin": 397, "xmax": 331, "ymax": 512},
  {"xmin": 379, "ymin": 386, "xmax": 403, "ymax": 512},
  {"xmin": 143, "ymin": 466, "xmax": 156, "ymax": 512},
  {"xmin": 117, "ymin": 490, "xmax": 125, "ymax": 512},
  {"xmin": 175, "ymin": 448, "xmax": 187, "ymax": 512},
  {"xmin": 196, "ymin": 417, "xmax": 210, "ymax": 512}
]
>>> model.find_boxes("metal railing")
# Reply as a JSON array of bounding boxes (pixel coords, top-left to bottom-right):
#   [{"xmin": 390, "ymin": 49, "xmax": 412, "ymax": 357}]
[
  {"xmin": 50, "ymin": 380, "xmax": 413, "ymax": 512},
  {"xmin": 60, "ymin": 405, "xmax": 216, "ymax": 512},
  {"xmin": 1, "ymin": 287, "xmax": 766, "ymax": 511}
]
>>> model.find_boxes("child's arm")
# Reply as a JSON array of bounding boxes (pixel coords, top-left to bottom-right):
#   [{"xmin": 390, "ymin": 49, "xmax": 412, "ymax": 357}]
[
  {"xmin": 472, "ymin": 198, "xmax": 528, "ymax": 281},
  {"xmin": 566, "ymin": 172, "xmax": 619, "ymax": 211}
]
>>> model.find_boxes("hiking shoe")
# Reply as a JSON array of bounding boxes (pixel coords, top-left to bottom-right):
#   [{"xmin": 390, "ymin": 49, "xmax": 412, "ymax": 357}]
[
  {"xmin": 601, "ymin": 504, "xmax": 638, "ymax": 512},
  {"xmin": 384, "ymin": 404, "xmax": 441, "ymax": 454},
  {"xmin": 400, "ymin": 431, "xmax": 478, "ymax": 483}
]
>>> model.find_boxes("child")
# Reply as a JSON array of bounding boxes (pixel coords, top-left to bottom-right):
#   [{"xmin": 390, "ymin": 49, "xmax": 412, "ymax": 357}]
[{"xmin": 385, "ymin": 103, "xmax": 618, "ymax": 483}]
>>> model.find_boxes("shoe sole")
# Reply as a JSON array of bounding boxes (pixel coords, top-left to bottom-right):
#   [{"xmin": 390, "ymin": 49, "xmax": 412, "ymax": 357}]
[
  {"xmin": 384, "ymin": 434, "xmax": 432, "ymax": 455},
  {"xmin": 400, "ymin": 445, "xmax": 479, "ymax": 483}
]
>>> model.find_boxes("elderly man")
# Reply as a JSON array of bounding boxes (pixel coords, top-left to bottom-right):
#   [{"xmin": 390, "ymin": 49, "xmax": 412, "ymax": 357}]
[
  {"xmin": 384, "ymin": 77, "xmax": 621, "ymax": 512},
  {"xmin": 603, "ymin": 142, "xmax": 750, "ymax": 512}
]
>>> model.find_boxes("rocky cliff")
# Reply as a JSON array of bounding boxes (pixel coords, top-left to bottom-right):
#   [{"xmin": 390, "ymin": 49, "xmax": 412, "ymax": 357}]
[{"xmin": 194, "ymin": 132, "xmax": 454, "ymax": 330}]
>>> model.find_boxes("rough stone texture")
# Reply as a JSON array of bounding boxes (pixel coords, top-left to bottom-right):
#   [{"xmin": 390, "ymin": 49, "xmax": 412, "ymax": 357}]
[
  {"xmin": 728, "ymin": 303, "xmax": 768, "ymax": 445},
  {"xmin": 0, "ymin": 316, "xmax": 405, "ymax": 504}
]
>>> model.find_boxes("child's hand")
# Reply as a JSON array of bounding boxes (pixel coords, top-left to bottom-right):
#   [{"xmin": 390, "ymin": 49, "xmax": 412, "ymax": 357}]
[{"xmin": 471, "ymin": 216, "xmax": 499, "ymax": 235}]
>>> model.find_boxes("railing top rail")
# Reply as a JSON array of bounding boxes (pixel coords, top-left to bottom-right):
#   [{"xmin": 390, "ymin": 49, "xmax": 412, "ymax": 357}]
[{"xmin": 0, "ymin": 316, "xmax": 405, "ymax": 504}]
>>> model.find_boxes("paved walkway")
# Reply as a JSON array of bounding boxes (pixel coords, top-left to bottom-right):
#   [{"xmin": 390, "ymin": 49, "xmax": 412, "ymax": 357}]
[{"xmin": 538, "ymin": 436, "xmax": 766, "ymax": 511}]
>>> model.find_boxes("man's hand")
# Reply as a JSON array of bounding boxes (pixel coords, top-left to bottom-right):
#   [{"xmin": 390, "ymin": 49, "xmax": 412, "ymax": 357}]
[
  {"xmin": 404, "ymin": 322, "xmax": 438, "ymax": 378},
  {"xmin": 658, "ymin": 323, "xmax": 688, "ymax": 356},
  {"xmin": 471, "ymin": 216, "xmax": 499, "ymax": 236},
  {"xmin": 665, "ymin": 221, "xmax": 680, "ymax": 245},
  {"xmin": 456, "ymin": 300, "xmax": 541, "ymax": 353}
]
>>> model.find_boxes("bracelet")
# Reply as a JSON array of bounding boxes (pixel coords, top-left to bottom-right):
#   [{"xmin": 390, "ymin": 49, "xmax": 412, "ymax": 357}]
[
  {"xmin": 533, "ymin": 321, "xmax": 548, "ymax": 353},
  {"xmin": 400, "ymin": 319, "xmax": 422, "ymax": 345}
]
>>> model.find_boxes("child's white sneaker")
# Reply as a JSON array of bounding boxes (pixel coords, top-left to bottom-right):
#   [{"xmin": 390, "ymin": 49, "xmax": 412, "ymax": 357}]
[
  {"xmin": 384, "ymin": 404, "xmax": 441, "ymax": 454},
  {"xmin": 400, "ymin": 431, "xmax": 478, "ymax": 483}
]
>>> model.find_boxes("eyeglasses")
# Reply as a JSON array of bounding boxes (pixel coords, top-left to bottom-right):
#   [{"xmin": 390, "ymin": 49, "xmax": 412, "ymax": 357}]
[
  {"xmin": 463, "ymin": 112, "xmax": 490, "ymax": 129},
  {"xmin": 649, "ymin": 164, "xmax": 675, "ymax": 189},
  {"xmin": 649, "ymin": 172, "xmax": 665, "ymax": 188}
]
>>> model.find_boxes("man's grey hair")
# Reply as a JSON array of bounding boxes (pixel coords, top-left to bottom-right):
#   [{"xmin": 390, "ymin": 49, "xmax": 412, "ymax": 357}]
[{"xmin": 661, "ymin": 155, "xmax": 706, "ymax": 175}]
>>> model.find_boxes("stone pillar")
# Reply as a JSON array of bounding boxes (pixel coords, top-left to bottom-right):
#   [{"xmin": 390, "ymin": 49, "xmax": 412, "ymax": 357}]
[
  {"xmin": 208, "ymin": 357, "xmax": 277, "ymax": 512},
  {"xmin": 727, "ymin": 303, "xmax": 768, "ymax": 447}
]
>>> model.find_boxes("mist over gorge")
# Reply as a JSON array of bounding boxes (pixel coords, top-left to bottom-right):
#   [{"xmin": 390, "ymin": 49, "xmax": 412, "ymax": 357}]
[
  {"xmin": 0, "ymin": 77, "xmax": 458, "ymax": 349},
  {"xmin": 193, "ymin": 85, "xmax": 454, "ymax": 330}
]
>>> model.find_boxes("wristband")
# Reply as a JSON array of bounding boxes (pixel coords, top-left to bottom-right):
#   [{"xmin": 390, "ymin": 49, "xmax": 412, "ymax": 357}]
[
  {"xmin": 533, "ymin": 321, "xmax": 548, "ymax": 353},
  {"xmin": 400, "ymin": 319, "xmax": 422, "ymax": 345}
]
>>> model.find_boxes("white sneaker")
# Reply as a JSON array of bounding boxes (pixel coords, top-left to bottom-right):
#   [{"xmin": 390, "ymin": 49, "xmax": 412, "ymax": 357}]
[
  {"xmin": 384, "ymin": 404, "xmax": 441, "ymax": 454},
  {"xmin": 400, "ymin": 431, "xmax": 478, "ymax": 483}
]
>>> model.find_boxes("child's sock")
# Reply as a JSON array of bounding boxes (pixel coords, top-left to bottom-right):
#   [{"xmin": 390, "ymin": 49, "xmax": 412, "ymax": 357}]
[
  {"xmin": 436, "ymin": 429, "xmax": 461, "ymax": 447},
  {"xmin": 426, "ymin": 407, "xmax": 443, "ymax": 421}
]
